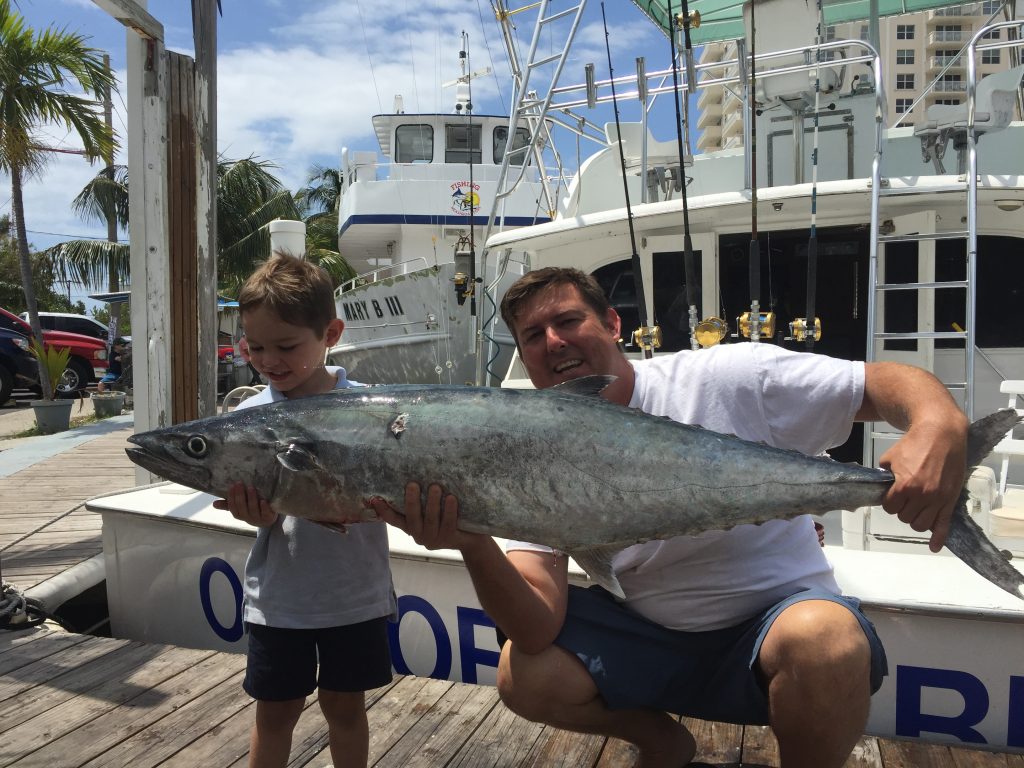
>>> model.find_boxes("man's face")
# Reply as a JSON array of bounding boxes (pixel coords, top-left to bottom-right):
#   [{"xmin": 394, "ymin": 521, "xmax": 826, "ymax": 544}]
[{"xmin": 511, "ymin": 283, "xmax": 622, "ymax": 390}]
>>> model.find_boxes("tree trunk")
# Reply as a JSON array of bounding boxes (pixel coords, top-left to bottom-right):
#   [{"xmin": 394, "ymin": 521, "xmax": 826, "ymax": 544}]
[{"xmin": 12, "ymin": 165, "xmax": 54, "ymax": 400}]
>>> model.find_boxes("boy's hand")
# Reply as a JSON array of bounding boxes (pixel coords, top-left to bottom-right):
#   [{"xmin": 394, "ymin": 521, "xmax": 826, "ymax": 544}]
[{"xmin": 212, "ymin": 482, "xmax": 279, "ymax": 527}]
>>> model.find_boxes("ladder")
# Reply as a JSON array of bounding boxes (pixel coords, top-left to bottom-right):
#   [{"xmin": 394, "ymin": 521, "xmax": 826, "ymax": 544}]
[{"xmin": 866, "ymin": 28, "xmax": 1007, "ymax": 429}]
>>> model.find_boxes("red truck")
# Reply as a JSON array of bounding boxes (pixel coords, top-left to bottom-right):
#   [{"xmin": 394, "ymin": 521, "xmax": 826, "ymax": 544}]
[{"xmin": 0, "ymin": 307, "xmax": 108, "ymax": 396}]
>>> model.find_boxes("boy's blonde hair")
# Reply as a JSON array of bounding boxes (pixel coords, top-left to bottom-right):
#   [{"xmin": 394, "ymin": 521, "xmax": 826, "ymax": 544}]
[{"xmin": 238, "ymin": 251, "xmax": 337, "ymax": 335}]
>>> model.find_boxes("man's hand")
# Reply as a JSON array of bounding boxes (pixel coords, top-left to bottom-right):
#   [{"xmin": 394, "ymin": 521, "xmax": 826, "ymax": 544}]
[
  {"xmin": 212, "ymin": 482, "xmax": 279, "ymax": 527},
  {"xmin": 368, "ymin": 482, "xmax": 486, "ymax": 553},
  {"xmin": 878, "ymin": 418, "xmax": 967, "ymax": 553}
]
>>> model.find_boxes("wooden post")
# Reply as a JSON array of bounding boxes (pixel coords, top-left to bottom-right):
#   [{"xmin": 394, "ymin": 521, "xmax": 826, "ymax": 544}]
[
  {"xmin": 167, "ymin": 52, "xmax": 199, "ymax": 423},
  {"xmin": 125, "ymin": 19, "xmax": 172, "ymax": 471},
  {"xmin": 193, "ymin": 0, "xmax": 218, "ymax": 418}
]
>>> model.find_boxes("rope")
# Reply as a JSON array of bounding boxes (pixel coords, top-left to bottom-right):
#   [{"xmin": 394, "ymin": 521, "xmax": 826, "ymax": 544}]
[{"xmin": 0, "ymin": 582, "xmax": 75, "ymax": 632}]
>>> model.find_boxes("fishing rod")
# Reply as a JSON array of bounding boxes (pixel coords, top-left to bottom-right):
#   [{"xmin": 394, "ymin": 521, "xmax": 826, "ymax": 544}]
[
  {"xmin": 745, "ymin": 0, "xmax": 761, "ymax": 342},
  {"xmin": 464, "ymin": 32, "xmax": 478, "ymax": 317},
  {"xmin": 787, "ymin": 0, "xmax": 825, "ymax": 349},
  {"xmin": 601, "ymin": 2, "xmax": 654, "ymax": 359},
  {"xmin": 667, "ymin": 0, "xmax": 699, "ymax": 351}
]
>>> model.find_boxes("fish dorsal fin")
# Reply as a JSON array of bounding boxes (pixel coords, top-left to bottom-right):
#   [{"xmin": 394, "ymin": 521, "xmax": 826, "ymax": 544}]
[
  {"xmin": 568, "ymin": 544, "xmax": 626, "ymax": 598},
  {"xmin": 552, "ymin": 375, "xmax": 617, "ymax": 398}
]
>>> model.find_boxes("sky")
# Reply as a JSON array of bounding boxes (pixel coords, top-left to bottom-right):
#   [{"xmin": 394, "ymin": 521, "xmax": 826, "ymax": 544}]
[{"xmin": 3, "ymin": 0, "xmax": 671, "ymax": 307}]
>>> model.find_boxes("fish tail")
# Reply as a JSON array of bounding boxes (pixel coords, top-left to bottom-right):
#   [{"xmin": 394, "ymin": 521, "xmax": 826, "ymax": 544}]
[
  {"xmin": 945, "ymin": 408, "xmax": 1024, "ymax": 600},
  {"xmin": 965, "ymin": 408, "xmax": 1022, "ymax": 468}
]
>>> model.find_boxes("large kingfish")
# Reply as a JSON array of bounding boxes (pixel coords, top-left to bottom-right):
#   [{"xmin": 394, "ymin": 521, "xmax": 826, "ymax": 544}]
[{"xmin": 125, "ymin": 378, "xmax": 1024, "ymax": 600}]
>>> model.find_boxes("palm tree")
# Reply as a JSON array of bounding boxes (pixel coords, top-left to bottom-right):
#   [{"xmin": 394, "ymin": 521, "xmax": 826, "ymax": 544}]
[
  {"xmin": 50, "ymin": 156, "xmax": 354, "ymax": 296},
  {"xmin": 47, "ymin": 162, "xmax": 130, "ymax": 331},
  {"xmin": 295, "ymin": 163, "xmax": 354, "ymax": 285},
  {"xmin": 0, "ymin": 0, "xmax": 115, "ymax": 399},
  {"xmin": 216, "ymin": 156, "xmax": 302, "ymax": 293}
]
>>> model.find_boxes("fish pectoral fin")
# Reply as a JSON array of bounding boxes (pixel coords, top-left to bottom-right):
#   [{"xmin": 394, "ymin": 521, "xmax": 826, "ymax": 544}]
[
  {"xmin": 276, "ymin": 443, "xmax": 320, "ymax": 473},
  {"xmin": 569, "ymin": 545, "xmax": 625, "ymax": 599},
  {"xmin": 551, "ymin": 375, "xmax": 617, "ymax": 398},
  {"xmin": 311, "ymin": 519, "xmax": 348, "ymax": 535}
]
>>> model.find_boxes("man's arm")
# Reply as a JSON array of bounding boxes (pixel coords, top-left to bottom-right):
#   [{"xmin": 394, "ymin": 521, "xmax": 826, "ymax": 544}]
[
  {"xmin": 855, "ymin": 361, "xmax": 969, "ymax": 552},
  {"xmin": 370, "ymin": 483, "xmax": 569, "ymax": 654}
]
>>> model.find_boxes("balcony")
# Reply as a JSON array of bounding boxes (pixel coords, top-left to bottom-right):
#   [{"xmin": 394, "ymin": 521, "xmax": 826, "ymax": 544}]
[
  {"xmin": 933, "ymin": 80, "xmax": 967, "ymax": 93},
  {"xmin": 928, "ymin": 30, "xmax": 965, "ymax": 47},
  {"xmin": 697, "ymin": 89, "xmax": 723, "ymax": 112},
  {"xmin": 928, "ymin": 54, "xmax": 966, "ymax": 74},
  {"xmin": 929, "ymin": 4, "xmax": 983, "ymax": 19},
  {"xmin": 722, "ymin": 109, "xmax": 744, "ymax": 138}
]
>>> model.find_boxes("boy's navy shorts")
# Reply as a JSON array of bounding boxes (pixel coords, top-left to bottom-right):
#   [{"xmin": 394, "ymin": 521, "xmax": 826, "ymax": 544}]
[
  {"xmin": 553, "ymin": 585, "xmax": 887, "ymax": 725},
  {"xmin": 243, "ymin": 617, "xmax": 392, "ymax": 701}
]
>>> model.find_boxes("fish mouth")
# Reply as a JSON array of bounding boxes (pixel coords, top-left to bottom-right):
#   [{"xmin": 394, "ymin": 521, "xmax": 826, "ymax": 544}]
[{"xmin": 125, "ymin": 436, "xmax": 212, "ymax": 488}]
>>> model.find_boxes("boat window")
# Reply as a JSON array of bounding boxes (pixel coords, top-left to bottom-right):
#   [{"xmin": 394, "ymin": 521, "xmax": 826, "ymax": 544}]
[
  {"xmin": 445, "ymin": 124, "xmax": 482, "ymax": 164},
  {"xmin": 493, "ymin": 126, "xmax": 531, "ymax": 166},
  {"xmin": 395, "ymin": 125, "xmax": 433, "ymax": 163},
  {"xmin": 885, "ymin": 236, "xmax": 1024, "ymax": 350},
  {"xmin": 592, "ymin": 253, "xmax": 702, "ymax": 354}
]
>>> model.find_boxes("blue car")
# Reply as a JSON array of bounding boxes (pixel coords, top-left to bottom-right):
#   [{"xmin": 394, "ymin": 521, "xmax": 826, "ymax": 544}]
[{"xmin": 0, "ymin": 327, "xmax": 39, "ymax": 405}]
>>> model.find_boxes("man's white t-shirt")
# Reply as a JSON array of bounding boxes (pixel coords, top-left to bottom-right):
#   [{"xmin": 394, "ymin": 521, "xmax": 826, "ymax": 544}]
[{"xmin": 507, "ymin": 343, "xmax": 865, "ymax": 631}]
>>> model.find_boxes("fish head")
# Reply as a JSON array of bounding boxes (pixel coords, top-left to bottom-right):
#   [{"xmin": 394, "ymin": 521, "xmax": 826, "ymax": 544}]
[{"xmin": 125, "ymin": 410, "xmax": 288, "ymax": 501}]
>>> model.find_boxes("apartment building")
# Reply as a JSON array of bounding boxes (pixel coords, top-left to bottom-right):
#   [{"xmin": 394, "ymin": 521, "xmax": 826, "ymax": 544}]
[{"xmin": 696, "ymin": 1, "xmax": 1021, "ymax": 152}]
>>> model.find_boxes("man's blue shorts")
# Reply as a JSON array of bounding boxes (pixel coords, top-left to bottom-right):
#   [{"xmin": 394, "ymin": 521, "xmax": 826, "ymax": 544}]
[
  {"xmin": 243, "ymin": 618, "xmax": 392, "ymax": 701},
  {"xmin": 553, "ymin": 585, "xmax": 887, "ymax": 725}
]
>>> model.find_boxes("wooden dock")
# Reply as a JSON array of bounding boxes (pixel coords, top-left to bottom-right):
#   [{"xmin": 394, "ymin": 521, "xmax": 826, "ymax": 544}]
[{"xmin": 1, "ymin": 420, "xmax": 1022, "ymax": 766}]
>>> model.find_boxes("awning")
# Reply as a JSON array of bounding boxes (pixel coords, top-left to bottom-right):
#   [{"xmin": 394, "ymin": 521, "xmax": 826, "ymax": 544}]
[
  {"xmin": 630, "ymin": 0, "xmax": 975, "ymax": 44},
  {"xmin": 89, "ymin": 291, "xmax": 239, "ymax": 309}
]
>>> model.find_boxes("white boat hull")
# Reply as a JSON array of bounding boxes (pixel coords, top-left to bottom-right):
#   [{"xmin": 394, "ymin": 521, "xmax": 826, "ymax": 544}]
[
  {"xmin": 331, "ymin": 262, "xmax": 524, "ymax": 386},
  {"xmin": 88, "ymin": 485, "xmax": 1024, "ymax": 752}
]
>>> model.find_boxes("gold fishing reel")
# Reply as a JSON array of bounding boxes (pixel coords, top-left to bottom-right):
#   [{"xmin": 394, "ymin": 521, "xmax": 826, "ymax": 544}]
[
  {"xmin": 694, "ymin": 317, "xmax": 728, "ymax": 348},
  {"xmin": 737, "ymin": 311, "xmax": 776, "ymax": 340},
  {"xmin": 632, "ymin": 325, "xmax": 662, "ymax": 352},
  {"xmin": 788, "ymin": 317, "xmax": 822, "ymax": 343},
  {"xmin": 674, "ymin": 9, "xmax": 701, "ymax": 28}
]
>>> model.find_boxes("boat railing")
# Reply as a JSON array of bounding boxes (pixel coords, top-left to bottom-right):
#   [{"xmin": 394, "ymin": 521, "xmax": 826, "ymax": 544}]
[{"xmin": 335, "ymin": 256, "xmax": 431, "ymax": 296}]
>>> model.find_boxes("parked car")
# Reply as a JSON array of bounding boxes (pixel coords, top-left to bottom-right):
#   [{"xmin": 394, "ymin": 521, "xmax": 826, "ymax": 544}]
[
  {"xmin": 0, "ymin": 308, "xmax": 108, "ymax": 396},
  {"xmin": 19, "ymin": 311, "xmax": 110, "ymax": 341},
  {"xmin": 0, "ymin": 327, "xmax": 39, "ymax": 405}
]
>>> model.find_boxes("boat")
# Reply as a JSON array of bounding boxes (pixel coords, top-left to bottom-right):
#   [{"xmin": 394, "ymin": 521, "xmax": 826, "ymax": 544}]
[
  {"xmin": 81, "ymin": 0, "xmax": 1024, "ymax": 756},
  {"xmin": 327, "ymin": 32, "xmax": 555, "ymax": 386}
]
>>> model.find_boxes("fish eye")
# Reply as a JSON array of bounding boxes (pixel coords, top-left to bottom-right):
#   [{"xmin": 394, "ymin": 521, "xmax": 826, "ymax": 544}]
[{"xmin": 185, "ymin": 435, "xmax": 208, "ymax": 457}]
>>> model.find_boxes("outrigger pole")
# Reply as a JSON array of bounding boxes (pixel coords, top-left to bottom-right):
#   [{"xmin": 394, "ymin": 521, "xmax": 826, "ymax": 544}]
[
  {"xmin": 601, "ymin": 2, "xmax": 654, "ymax": 359},
  {"xmin": 667, "ymin": 0, "xmax": 700, "ymax": 351}
]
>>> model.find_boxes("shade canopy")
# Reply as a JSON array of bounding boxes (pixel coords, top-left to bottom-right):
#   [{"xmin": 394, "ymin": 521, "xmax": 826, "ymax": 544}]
[{"xmin": 630, "ymin": 0, "xmax": 968, "ymax": 44}]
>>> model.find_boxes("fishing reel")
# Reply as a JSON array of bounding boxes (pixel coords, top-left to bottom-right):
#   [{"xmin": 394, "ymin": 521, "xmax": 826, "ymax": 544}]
[
  {"xmin": 787, "ymin": 317, "xmax": 822, "ymax": 343},
  {"xmin": 632, "ymin": 325, "xmax": 662, "ymax": 352},
  {"xmin": 452, "ymin": 236, "xmax": 475, "ymax": 307},
  {"xmin": 736, "ymin": 311, "xmax": 776, "ymax": 340},
  {"xmin": 694, "ymin": 317, "xmax": 728, "ymax": 348}
]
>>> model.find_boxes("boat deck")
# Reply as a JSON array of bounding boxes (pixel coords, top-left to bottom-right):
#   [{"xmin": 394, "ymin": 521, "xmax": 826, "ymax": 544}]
[{"xmin": 0, "ymin": 418, "xmax": 1022, "ymax": 766}]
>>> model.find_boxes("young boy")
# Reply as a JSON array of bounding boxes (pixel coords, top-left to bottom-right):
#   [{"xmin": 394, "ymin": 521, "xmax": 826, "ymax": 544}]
[
  {"xmin": 96, "ymin": 337, "xmax": 127, "ymax": 393},
  {"xmin": 212, "ymin": 252, "xmax": 395, "ymax": 768}
]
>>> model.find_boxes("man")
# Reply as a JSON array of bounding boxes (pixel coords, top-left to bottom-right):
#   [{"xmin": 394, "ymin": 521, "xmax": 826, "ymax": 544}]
[{"xmin": 372, "ymin": 267, "xmax": 968, "ymax": 768}]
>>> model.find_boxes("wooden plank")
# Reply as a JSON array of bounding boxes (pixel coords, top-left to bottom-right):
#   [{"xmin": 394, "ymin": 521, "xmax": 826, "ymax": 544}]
[
  {"xmin": 594, "ymin": 737, "xmax": 640, "ymax": 767},
  {"xmin": 683, "ymin": 717, "xmax": 743, "ymax": 766},
  {"xmin": 519, "ymin": 724, "xmax": 605, "ymax": 767},
  {"xmin": 6, "ymin": 649, "xmax": 242, "ymax": 767},
  {"xmin": 79, "ymin": 668, "xmax": 251, "ymax": 768},
  {"xmin": 0, "ymin": 628, "xmax": 89, "ymax": 669},
  {"xmin": 445, "ymin": 704, "xmax": 546, "ymax": 768},
  {"xmin": 846, "ymin": 735, "xmax": 885, "ymax": 767},
  {"xmin": 879, "ymin": 739, "xmax": 958, "ymax": 767},
  {"xmin": 367, "ymin": 677, "xmax": 455, "ymax": 763},
  {"xmin": 0, "ymin": 636, "xmax": 131, "ymax": 706},
  {"xmin": 0, "ymin": 644, "xmax": 210, "ymax": 766},
  {"xmin": 375, "ymin": 682, "xmax": 499, "ymax": 767},
  {"xmin": 740, "ymin": 723, "xmax": 780, "ymax": 766}
]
